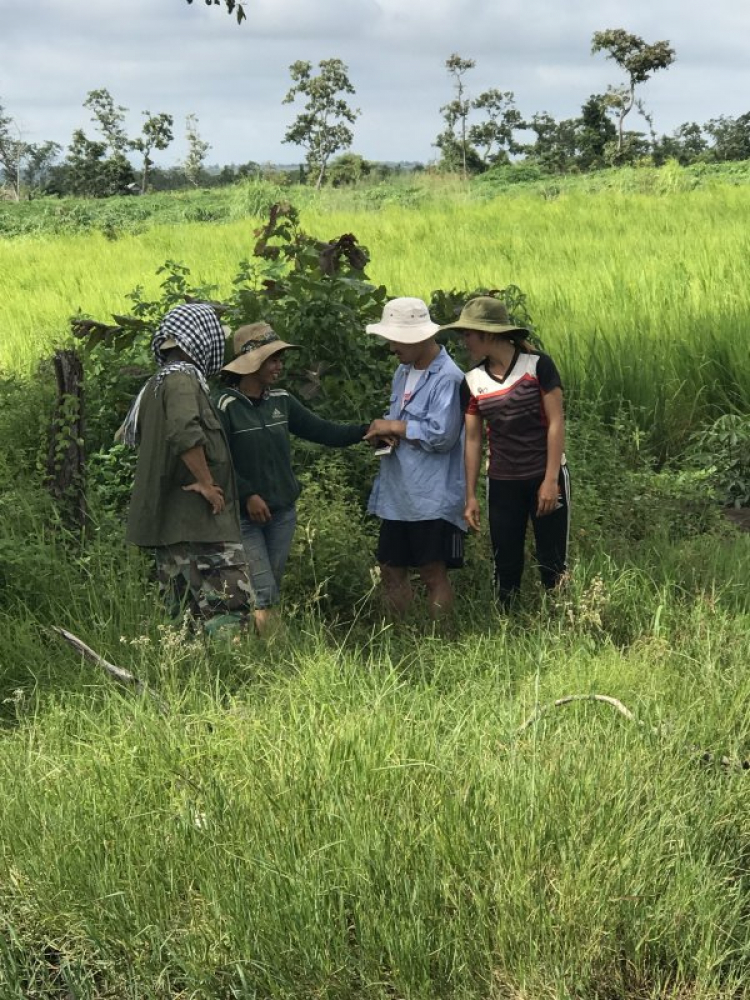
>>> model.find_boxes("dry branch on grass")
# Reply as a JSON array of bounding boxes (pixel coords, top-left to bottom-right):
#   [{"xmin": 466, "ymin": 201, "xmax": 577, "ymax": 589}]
[
  {"xmin": 518, "ymin": 693, "xmax": 749, "ymax": 771},
  {"xmin": 52, "ymin": 627, "xmax": 168, "ymax": 714}
]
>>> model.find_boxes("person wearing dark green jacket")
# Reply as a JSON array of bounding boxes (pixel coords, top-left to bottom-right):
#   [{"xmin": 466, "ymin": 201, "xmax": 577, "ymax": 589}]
[{"xmin": 214, "ymin": 322, "xmax": 367, "ymax": 634}]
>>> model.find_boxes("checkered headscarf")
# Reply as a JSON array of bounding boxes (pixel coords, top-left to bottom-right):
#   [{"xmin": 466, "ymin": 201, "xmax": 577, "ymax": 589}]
[
  {"xmin": 117, "ymin": 303, "xmax": 225, "ymax": 447},
  {"xmin": 152, "ymin": 303, "xmax": 225, "ymax": 376}
]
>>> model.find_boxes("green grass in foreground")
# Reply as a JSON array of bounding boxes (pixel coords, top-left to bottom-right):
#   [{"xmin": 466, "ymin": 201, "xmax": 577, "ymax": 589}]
[{"xmin": 1, "ymin": 459, "xmax": 749, "ymax": 998}]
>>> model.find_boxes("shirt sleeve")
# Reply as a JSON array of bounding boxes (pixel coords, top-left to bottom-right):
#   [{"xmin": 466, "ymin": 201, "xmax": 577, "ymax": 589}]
[
  {"xmin": 404, "ymin": 375, "xmax": 463, "ymax": 453},
  {"xmin": 459, "ymin": 378, "xmax": 478, "ymax": 415},
  {"xmin": 288, "ymin": 395, "xmax": 367, "ymax": 447},
  {"xmin": 161, "ymin": 374, "xmax": 207, "ymax": 456},
  {"xmin": 537, "ymin": 354, "xmax": 563, "ymax": 393}
]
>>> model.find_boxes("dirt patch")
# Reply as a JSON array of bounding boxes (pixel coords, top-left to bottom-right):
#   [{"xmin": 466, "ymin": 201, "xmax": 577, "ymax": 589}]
[{"xmin": 723, "ymin": 508, "xmax": 750, "ymax": 532}]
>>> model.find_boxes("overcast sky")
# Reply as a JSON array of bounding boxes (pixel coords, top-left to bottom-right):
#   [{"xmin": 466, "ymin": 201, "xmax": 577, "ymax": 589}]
[{"xmin": 1, "ymin": 0, "xmax": 749, "ymax": 168}]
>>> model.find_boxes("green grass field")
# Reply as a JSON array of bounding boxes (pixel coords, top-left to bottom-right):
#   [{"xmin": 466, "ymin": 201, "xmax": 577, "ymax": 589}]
[{"xmin": 2, "ymin": 169, "xmax": 749, "ymax": 999}]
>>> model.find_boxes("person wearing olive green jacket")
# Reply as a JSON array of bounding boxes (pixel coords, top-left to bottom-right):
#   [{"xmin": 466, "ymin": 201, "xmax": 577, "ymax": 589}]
[
  {"xmin": 123, "ymin": 303, "xmax": 252, "ymax": 630},
  {"xmin": 214, "ymin": 322, "xmax": 367, "ymax": 635}
]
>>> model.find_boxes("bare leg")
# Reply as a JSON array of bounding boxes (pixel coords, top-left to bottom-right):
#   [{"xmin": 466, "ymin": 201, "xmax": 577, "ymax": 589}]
[
  {"xmin": 380, "ymin": 564, "xmax": 413, "ymax": 617},
  {"xmin": 417, "ymin": 561, "xmax": 453, "ymax": 619},
  {"xmin": 253, "ymin": 607, "xmax": 280, "ymax": 638}
]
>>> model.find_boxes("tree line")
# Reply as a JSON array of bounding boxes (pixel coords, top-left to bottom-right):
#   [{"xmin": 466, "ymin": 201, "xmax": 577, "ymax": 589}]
[{"xmin": 3, "ymin": 27, "xmax": 750, "ymax": 200}]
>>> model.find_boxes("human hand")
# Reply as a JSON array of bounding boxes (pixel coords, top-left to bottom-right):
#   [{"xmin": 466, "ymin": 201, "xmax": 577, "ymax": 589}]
[
  {"xmin": 364, "ymin": 419, "xmax": 400, "ymax": 446},
  {"xmin": 464, "ymin": 497, "xmax": 481, "ymax": 532},
  {"xmin": 247, "ymin": 494, "xmax": 272, "ymax": 523},
  {"xmin": 183, "ymin": 481, "xmax": 225, "ymax": 514},
  {"xmin": 536, "ymin": 477, "xmax": 560, "ymax": 518}
]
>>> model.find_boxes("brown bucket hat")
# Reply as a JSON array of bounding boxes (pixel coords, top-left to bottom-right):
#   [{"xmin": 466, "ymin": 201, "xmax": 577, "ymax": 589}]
[
  {"xmin": 221, "ymin": 322, "xmax": 297, "ymax": 376},
  {"xmin": 438, "ymin": 296, "xmax": 528, "ymax": 337}
]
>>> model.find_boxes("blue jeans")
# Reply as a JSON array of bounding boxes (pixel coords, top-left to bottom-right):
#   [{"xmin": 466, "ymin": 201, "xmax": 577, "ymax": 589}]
[{"xmin": 240, "ymin": 505, "xmax": 297, "ymax": 609}]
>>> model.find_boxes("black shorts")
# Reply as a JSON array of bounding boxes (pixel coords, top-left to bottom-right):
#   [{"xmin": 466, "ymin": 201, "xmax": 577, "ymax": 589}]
[{"xmin": 377, "ymin": 519, "xmax": 465, "ymax": 570}]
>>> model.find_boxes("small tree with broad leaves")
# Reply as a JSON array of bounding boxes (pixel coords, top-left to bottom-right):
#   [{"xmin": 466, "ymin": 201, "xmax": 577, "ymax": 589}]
[
  {"xmin": 132, "ymin": 111, "xmax": 174, "ymax": 194},
  {"xmin": 282, "ymin": 59, "xmax": 359, "ymax": 190},
  {"xmin": 183, "ymin": 113, "xmax": 211, "ymax": 186}
]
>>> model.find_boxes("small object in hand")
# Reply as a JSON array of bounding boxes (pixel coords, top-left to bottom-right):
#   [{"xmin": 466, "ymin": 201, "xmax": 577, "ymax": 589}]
[{"xmin": 374, "ymin": 442, "xmax": 394, "ymax": 457}]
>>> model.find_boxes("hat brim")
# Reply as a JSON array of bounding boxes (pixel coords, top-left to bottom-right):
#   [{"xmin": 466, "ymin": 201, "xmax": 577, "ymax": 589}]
[
  {"xmin": 221, "ymin": 341, "xmax": 297, "ymax": 375},
  {"xmin": 438, "ymin": 319, "xmax": 528, "ymax": 336},
  {"xmin": 365, "ymin": 320, "xmax": 440, "ymax": 344}
]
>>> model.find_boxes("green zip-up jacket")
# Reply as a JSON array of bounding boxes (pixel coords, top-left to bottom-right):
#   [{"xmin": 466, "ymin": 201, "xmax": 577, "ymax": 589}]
[
  {"xmin": 126, "ymin": 372, "xmax": 241, "ymax": 547},
  {"xmin": 213, "ymin": 387, "xmax": 367, "ymax": 513}
]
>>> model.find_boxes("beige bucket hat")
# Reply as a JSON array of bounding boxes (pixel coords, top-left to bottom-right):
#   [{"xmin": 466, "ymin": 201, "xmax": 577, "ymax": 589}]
[
  {"xmin": 221, "ymin": 323, "xmax": 297, "ymax": 376},
  {"xmin": 365, "ymin": 297, "xmax": 440, "ymax": 344}
]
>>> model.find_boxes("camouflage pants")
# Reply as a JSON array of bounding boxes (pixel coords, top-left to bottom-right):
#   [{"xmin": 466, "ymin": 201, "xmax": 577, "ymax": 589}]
[{"xmin": 154, "ymin": 541, "xmax": 253, "ymax": 624}]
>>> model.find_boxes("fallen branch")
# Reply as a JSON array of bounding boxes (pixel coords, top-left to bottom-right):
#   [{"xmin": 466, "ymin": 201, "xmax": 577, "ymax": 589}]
[
  {"xmin": 52, "ymin": 627, "xmax": 168, "ymax": 713},
  {"xmin": 517, "ymin": 693, "xmax": 748, "ymax": 771},
  {"xmin": 517, "ymin": 694, "xmax": 646, "ymax": 733}
]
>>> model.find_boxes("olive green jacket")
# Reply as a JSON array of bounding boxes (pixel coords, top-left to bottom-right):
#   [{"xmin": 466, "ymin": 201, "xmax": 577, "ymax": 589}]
[{"xmin": 125, "ymin": 372, "xmax": 241, "ymax": 548}]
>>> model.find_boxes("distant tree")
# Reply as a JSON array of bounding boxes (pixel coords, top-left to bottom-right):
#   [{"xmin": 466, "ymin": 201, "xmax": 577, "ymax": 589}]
[
  {"xmin": 83, "ymin": 88, "xmax": 130, "ymax": 156},
  {"xmin": 132, "ymin": 111, "xmax": 174, "ymax": 193},
  {"xmin": 576, "ymin": 94, "xmax": 617, "ymax": 169},
  {"xmin": 0, "ymin": 102, "xmax": 26, "ymax": 200},
  {"xmin": 282, "ymin": 59, "xmax": 359, "ymax": 190},
  {"xmin": 185, "ymin": 0, "xmax": 246, "ymax": 24},
  {"xmin": 591, "ymin": 29, "xmax": 675, "ymax": 156},
  {"xmin": 183, "ymin": 113, "xmax": 211, "ymax": 186},
  {"xmin": 469, "ymin": 89, "xmax": 525, "ymax": 165},
  {"xmin": 327, "ymin": 152, "xmax": 371, "ymax": 187},
  {"xmin": 23, "ymin": 140, "xmax": 62, "ymax": 193},
  {"xmin": 65, "ymin": 129, "xmax": 135, "ymax": 197},
  {"xmin": 705, "ymin": 114, "xmax": 750, "ymax": 163},
  {"xmin": 523, "ymin": 112, "xmax": 577, "ymax": 174},
  {"xmin": 436, "ymin": 53, "xmax": 476, "ymax": 179}
]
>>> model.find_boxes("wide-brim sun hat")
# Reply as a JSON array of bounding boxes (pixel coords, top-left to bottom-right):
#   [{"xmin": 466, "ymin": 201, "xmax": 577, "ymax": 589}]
[
  {"xmin": 438, "ymin": 296, "xmax": 528, "ymax": 337},
  {"xmin": 221, "ymin": 322, "xmax": 297, "ymax": 376},
  {"xmin": 365, "ymin": 297, "xmax": 440, "ymax": 344}
]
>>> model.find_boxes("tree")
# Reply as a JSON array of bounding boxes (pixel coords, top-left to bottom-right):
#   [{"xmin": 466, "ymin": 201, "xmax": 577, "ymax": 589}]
[
  {"xmin": 23, "ymin": 140, "xmax": 62, "ymax": 193},
  {"xmin": 65, "ymin": 129, "xmax": 135, "ymax": 197},
  {"xmin": 185, "ymin": 0, "xmax": 246, "ymax": 23},
  {"xmin": 705, "ymin": 114, "xmax": 750, "ymax": 162},
  {"xmin": 183, "ymin": 113, "xmax": 211, "ymax": 187},
  {"xmin": 469, "ymin": 89, "xmax": 524, "ymax": 165},
  {"xmin": 523, "ymin": 112, "xmax": 577, "ymax": 173},
  {"xmin": 591, "ymin": 29, "xmax": 675, "ymax": 155},
  {"xmin": 282, "ymin": 59, "xmax": 359, "ymax": 190},
  {"xmin": 0, "ymin": 102, "xmax": 26, "ymax": 200},
  {"xmin": 436, "ymin": 53, "xmax": 476, "ymax": 179},
  {"xmin": 132, "ymin": 111, "xmax": 174, "ymax": 193},
  {"xmin": 575, "ymin": 94, "xmax": 617, "ymax": 169},
  {"xmin": 83, "ymin": 88, "xmax": 130, "ymax": 156},
  {"xmin": 327, "ymin": 153, "xmax": 371, "ymax": 187}
]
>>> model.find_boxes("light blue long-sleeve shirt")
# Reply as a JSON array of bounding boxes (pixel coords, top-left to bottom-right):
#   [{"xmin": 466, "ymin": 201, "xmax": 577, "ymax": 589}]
[{"xmin": 367, "ymin": 347, "xmax": 467, "ymax": 530}]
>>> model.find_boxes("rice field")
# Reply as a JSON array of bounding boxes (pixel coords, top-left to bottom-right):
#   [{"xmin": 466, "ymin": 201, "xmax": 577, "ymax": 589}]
[{"xmin": 2, "ymin": 173, "xmax": 750, "ymax": 999}]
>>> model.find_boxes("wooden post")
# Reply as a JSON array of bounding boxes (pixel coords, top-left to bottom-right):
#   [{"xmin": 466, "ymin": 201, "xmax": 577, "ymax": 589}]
[{"xmin": 46, "ymin": 349, "xmax": 86, "ymax": 529}]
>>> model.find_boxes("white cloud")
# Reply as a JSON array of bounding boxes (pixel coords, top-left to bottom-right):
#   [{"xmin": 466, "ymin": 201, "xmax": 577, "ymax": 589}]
[{"xmin": 0, "ymin": 0, "xmax": 748, "ymax": 164}]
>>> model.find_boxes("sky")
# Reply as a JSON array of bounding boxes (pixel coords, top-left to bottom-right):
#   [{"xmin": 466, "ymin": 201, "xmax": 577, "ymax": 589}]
[{"xmin": 1, "ymin": 0, "xmax": 749, "ymax": 168}]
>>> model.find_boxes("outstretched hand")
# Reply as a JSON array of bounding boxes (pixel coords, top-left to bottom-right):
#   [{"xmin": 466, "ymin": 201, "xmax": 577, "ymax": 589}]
[{"xmin": 364, "ymin": 419, "xmax": 402, "ymax": 447}]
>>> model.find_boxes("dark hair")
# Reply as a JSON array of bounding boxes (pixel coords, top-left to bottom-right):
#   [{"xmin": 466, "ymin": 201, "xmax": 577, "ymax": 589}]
[{"xmin": 219, "ymin": 370, "xmax": 242, "ymax": 388}]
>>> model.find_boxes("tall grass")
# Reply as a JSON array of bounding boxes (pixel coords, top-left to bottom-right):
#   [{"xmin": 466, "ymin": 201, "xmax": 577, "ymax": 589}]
[
  {"xmin": 2, "ymin": 178, "xmax": 748, "ymax": 451},
  {"xmin": 3, "ymin": 170, "xmax": 750, "ymax": 998}
]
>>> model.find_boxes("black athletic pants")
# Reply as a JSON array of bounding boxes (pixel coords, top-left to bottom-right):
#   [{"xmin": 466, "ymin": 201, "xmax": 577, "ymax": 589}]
[{"xmin": 487, "ymin": 466, "xmax": 571, "ymax": 603}]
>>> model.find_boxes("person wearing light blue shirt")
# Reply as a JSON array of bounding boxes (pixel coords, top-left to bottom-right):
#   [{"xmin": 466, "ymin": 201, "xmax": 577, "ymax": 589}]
[{"xmin": 364, "ymin": 297, "xmax": 466, "ymax": 618}]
